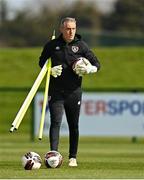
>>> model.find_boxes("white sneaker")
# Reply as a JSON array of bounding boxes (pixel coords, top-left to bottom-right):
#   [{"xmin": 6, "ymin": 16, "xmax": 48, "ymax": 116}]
[{"xmin": 68, "ymin": 158, "xmax": 78, "ymax": 167}]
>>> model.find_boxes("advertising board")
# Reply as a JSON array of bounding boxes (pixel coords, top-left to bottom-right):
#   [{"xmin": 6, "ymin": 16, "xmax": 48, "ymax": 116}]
[{"xmin": 34, "ymin": 92, "xmax": 144, "ymax": 136}]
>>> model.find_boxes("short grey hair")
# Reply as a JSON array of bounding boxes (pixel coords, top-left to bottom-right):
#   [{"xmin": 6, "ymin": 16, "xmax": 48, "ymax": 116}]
[{"xmin": 60, "ymin": 17, "xmax": 76, "ymax": 27}]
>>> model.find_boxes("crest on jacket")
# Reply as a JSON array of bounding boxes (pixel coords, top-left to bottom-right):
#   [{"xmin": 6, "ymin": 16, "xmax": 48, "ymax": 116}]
[{"xmin": 72, "ymin": 46, "xmax": 79, "ymax": 53}]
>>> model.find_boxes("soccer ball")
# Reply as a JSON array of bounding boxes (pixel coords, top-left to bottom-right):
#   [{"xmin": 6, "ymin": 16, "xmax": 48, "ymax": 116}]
[
  {"xmin": 72, "ymin": 57, "xmax": 88, "ymax": 71},
  {"xmin": 22, "ymin": 152, "xmax": 42, "ymax": 170},
  {"xmin": 72, "ymin": 57, "xmax": 91, "ymax": 76},
  {"xmin": 44, "ymin": 150, "xmax": 63, "ymax": 168}
]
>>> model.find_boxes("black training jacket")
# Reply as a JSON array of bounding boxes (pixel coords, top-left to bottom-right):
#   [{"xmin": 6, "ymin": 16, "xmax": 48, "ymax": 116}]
[{"xmin": 39, "ymin": 34, "xmax": 100, "ymax": 93}]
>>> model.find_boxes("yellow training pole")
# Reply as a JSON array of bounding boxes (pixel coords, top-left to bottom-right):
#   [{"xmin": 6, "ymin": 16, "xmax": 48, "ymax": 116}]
[
  {"xmin": 10, "ymin": 62, "xmax": 48, "ymax": 132},
  {"xmin": 38, "ymin": 30, "xmax": 55, "ymax": 140},
  {"xmin": 38, "ymin": 60, "xmax": 51, "ymax": 140},
  {"xmin": 10, "ymin": 30, "xmax": 55, "ymax": 133}
]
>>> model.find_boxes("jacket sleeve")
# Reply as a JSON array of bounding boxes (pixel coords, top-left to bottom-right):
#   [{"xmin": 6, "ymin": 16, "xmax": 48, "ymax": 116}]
[
  {"xmin": 39, "ymin": 41, "xmax": 52, "ymax": 68},
  {"xmin": 81, "ymin": 41, "xmax": 100, "ymax": 71}
]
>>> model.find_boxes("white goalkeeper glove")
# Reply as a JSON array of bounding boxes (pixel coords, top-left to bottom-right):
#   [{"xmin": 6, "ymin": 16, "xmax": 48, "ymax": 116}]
[
  {"xmin": 75, "ymin": 65, "xmax": 87, "ymax": 76},
  {"xmin": 51, "ymin": 65, "xmax": 62, "ymax": 78},
  {"xmin": 74, "ymin": 58, "xmax": 97, "ymax": 76}
]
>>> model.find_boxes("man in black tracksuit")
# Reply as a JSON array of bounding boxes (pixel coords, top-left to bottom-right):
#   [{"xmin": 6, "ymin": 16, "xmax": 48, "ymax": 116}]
[{"xmin": 39, "ymin": 17, "xmax": 100, "ymax": 167}]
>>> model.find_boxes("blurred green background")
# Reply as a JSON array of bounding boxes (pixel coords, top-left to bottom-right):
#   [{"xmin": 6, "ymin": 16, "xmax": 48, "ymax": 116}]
[{"xmin": 0, "ymin": 0, "xmax": 144, "ymax": 47}]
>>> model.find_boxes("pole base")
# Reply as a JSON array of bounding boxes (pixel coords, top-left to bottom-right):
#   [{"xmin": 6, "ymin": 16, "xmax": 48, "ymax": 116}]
[{"xmin": 10, "ymin": 126, "xmax": 15, "ymax": 132}]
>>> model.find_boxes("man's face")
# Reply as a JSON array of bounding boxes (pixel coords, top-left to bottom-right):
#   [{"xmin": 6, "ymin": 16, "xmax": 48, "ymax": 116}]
[{"xmin": 60, "ymin": 21, "xmax": 76, "ymax": 43}]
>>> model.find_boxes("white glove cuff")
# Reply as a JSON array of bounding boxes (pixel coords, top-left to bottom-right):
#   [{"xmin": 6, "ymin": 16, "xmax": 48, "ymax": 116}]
[
  {"xmin": 87, "ymin": 66, "xmax": 97, "ymax": 73},
  {"xmin": 90, "ymin": 66, "xmax": 97, "ymax": 73}
]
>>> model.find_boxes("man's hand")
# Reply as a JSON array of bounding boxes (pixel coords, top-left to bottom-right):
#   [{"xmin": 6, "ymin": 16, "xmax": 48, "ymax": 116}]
[
  {"xmin": 75, "ymin": 65, "xmax": 87, "ymax": 76},
  {"xmin": 74, "ymin": 58, "xmax": 97, "ymax": 76},
  {"xmin": 51, "ymin": 65, "xmax": 62, "ymax": 78}
]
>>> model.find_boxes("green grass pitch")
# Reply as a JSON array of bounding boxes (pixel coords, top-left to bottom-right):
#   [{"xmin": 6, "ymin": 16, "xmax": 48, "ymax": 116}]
[{"xmin": 1, "ymin": 134, "xmax": 144, "ymax": 179}]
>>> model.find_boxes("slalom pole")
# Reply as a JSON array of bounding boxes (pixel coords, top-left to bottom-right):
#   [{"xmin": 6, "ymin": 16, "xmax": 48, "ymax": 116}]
[
  {"xmin": 10, "ymin": 62, "xmax": 48, "ymax": 132},
  {"xmin": 38, "ymin": 30, "xmax": 55, "ymax": 140},
  {"xmin": 10, "ymin": 30, "xmax": 55, "ymax": 133},
  {"xmin": 38, "ymin": 60, "xmax": 51, "ymax": 140}
]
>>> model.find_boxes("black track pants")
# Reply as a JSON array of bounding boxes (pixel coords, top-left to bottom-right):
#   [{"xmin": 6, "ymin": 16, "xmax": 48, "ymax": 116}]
[{"xmin": 49, "ymin": 88, "xmax": 82, "ymax": 158}]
